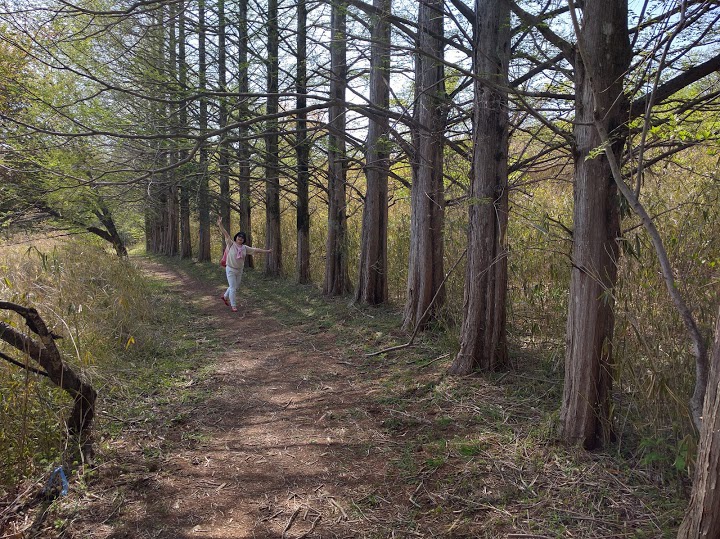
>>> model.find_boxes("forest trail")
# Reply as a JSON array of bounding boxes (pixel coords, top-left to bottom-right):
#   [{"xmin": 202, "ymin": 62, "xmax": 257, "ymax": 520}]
[
  {"xmin": 73, "ymin": 260, "xmax": 392, "ymax": 539},
  {"xmin": 46, "ymin": 258, "xmax": 682, "ymax": 539}
]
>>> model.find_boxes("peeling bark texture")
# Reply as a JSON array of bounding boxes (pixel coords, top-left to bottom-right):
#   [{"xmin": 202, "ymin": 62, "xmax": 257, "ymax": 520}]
[
  {"xmin": 196, "ymin": 0, "xmax": 211, "ymax": 262},
  {"xmin": 677, "ymin": 307, "xmax": 720, "ymax": 539},
  {"xmin": 178, "ymin": 3, "xmax": 192, "ymax": 260},
  {"xmin": 236, "ymin": 0, "xmax": 253, "ymax": 269},
  {"xmin": 0, "ymin": 303, "xmax": 96, "ymax": 462},
  {"xmin": 403, "ymin": 0, "xmax": 446, "ymax": 330},
  {"xmin": 264, "ymin": 0, "xmax": 283, "ymax": 277},
  {"xmin": 560, "ymin": 0, "xmax": 632, "ymax": 449},
  {"xmin": 355, "ymin": 0, "xmax": 391, "ymax": 305},
  {"xmin": 217, "ymin": 0, "xmax": 231, "ymax": 256},
  {"xmin": 448, "ymin": 0, "xmax": 510, "ymax": 375},
  {"xmin": 323, "ymin": 0, "xmax": 351, "ymax": 295},
  {"xmin": 296, "ymin": 0, "xmax": 311, "ymax": 284}
]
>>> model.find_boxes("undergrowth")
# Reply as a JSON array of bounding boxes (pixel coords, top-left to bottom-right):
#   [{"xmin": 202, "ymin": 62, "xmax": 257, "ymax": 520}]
[
  {"xmin": 0, "ymin": 240, "xmax": 695, "ymax": 537},
  {"xmin": 0, "ymin": 236, "xmax": 216, "ymax": 493}
]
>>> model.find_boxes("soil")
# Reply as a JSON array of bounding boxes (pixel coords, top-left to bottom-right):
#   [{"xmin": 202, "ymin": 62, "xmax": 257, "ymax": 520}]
[{"xmin": 66, "ymin": 261, "xmax": 397, "ymax": 539}]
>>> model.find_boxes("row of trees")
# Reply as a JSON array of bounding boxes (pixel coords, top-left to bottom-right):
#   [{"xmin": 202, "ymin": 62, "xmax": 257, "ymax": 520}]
[{"xmin": 1, "ymin": 0, "xmax": 719, "ymax": 533}]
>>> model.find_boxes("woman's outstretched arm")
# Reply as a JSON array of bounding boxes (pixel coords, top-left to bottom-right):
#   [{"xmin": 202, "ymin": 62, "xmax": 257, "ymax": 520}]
[{"xmin": 216, "ymin": 216, "xmax": 232, "ymax": 244}]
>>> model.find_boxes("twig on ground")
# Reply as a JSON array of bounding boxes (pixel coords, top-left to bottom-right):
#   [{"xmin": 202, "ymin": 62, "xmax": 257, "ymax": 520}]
[
  {"xmin": 327, "ymin": 497, "xmax": 348, "ymax": 520},
  {"xmin": 260, "ymin": 509, "xmax": 284, "ymax": 522},
  {"xmin": 409, "ymin": 353, "xmax": 450, "ymax": 367},
  {"xmin": 296, "ymin": 514, "xmax": 322, "ymax": 539},
  {"xmin": 282, "ymin": 506, "xmax": 301, "ymax": 538},
  {"xmin": 366, "ymin": 249, "xmax": 467, "ymax": 357}
]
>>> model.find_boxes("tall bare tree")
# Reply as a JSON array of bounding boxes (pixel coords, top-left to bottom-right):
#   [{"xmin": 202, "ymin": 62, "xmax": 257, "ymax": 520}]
[
  {"xmin": 264, "ymin": 0, "xmax": 283, "ymax": 276},
  {"xmin": 403, "ymin": 0, "xmax": 446, "ymax": 330},
  {"xmin": 559, "ymin": 0, "xmax": 632, "ymax": 449},
  {"xmin": 178, "ymin": 1, "xmax": 192, "ymax": 259},
  {"xmin": 355, "ymin": 0, "xmax": 392, "ymax": 305},
  {"xmin": 448, "ymin": 0, "xmax": 510, "ymax": 374},
  {"xmin": 236, "ymin": 0, "xmax": 253, "ymax": 267},
  {"xmin": 324, "ymin": 0, "xmax": 352, "ymax": 295},
  {"xmin": 217, "ymin": 0, "xmax": 232, "ymax": 242},
  {"xmin": 197, "ymin": 0, "xmax": 212, "ymax": 262},
  {"xmin": 296, "ymin": 0, "xmax": 312, "ymax": 283}
]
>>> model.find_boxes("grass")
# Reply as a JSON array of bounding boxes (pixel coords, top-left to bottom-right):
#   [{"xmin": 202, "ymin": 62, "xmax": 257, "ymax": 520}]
[
  {"xmin": 1, "ymin": 243, "xmax": 693, "ymax": 537},
  {"xmin": 0, "ymin": 238, "xmax": 220, "ymax": 494}
]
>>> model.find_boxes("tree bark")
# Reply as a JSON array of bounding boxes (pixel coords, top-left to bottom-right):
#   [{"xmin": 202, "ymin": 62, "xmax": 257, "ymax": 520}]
[
  {"xmin": 196, "ymin": 0, "xmax": 211, "ymax": 262},
  {"xmin": 403, "ymin": 0, "xmax": 446, "ymax": 330},
  {"xmin": 560, "ymin": 0, "xmax": 631, "ymax": 449},
  {"xmin": 323, "ymin": 0, "xmax": 351, "ymax": 296},
  {"xmin": 236, "ymin": 0, "xmax": 253, "ymax": 268},
  {"xmin": 217, "ymin": 0, "xmax": 231, "ymax": 250},
  {"xmin": 355, "ymin": 0, "xmax": 391, "ymax": 305},
  {"xmin": 178, "ymin": 2, "xmax": 192, "ymax": 259},
  {"xmin": 93, "ymin": 200, "xmax": 128, "ymax": 257},
  {"xmin": 448, "ymin": 0, "xmax": 510, "ymax": 375},
  {"xmin": 677, "ymin": 307, "xmax": 720, "ymax": 539},
  {"xmin": 264, "ymin": 0, "xmax": 283, "ymax": 276},
  {"xmin": 165, "ymin": 1, "xmax": 179, "ymax": 258},
  {"xmin": 296, "ymin": 0, "xmax": 311, "ymax": 284}
]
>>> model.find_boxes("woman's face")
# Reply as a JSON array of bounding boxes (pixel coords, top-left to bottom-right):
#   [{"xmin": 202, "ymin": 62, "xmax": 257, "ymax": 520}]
[{"xmin": 235, "ymin": 235, "xmax": 245, "ymax": 245}]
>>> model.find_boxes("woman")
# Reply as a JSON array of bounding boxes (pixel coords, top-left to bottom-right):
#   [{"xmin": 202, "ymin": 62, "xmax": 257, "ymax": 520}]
[{"xmin": 217, "ymin": 216, "xmax": 272, "ymax": 312}]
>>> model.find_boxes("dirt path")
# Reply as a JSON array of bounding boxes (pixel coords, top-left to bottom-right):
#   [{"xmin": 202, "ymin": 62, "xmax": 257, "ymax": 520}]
[{"xmin": 75, "ymin": 261, "xmax": 391, "ymax": 539}]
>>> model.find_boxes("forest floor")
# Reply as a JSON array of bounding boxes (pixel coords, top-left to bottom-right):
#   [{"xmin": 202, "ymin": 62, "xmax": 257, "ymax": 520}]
[{"xmin": 11, "ymin": 257, "xmax": 687, "ymax": 538}]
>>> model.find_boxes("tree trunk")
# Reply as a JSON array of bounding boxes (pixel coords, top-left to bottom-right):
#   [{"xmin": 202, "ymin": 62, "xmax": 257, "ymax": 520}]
[
  {"xmin": 403, "ymin": 0, "xmax": 446, "ymax": 330},
  {"xmin": 677, "ymin": 307, "xmax": 720, "ymax": 539},
  {"xmin": 296, "ymin": 0, "xmax": 311, "ymax": 284},
  {"xmin": 236, "ymin": 0, "xmax": 253, "ymax": 268},
  {"xmin": 94, "ymin": 201, "xmax": 128, "ymax": 257},
  {"xmin": 165, "ymin": 1, "xmax": 179, "ymax": 258},
  {"xmin": 145, "ymin": 180, "xmax": 161, "ymax": 254},
  {"xmin": 355, "ymin": 0, "xmax": 391, "ymax": 305},
  {"xmin": 196, "ymin": 0, "xmax": 211, "ymax": 262},
  {"xmin": 178, "ymin": 2, "xmax": 192, "ymax": 259},
  {"xmin": 264, "ymin": 0, "xmax": 282, "ymax": 276},
  {"xmin": 449, "ymin": 0, "xmax": 510, "ymax": 374},
  {"xmin": 180, "ymin": 184, "xmax": 192, "ymax": 258},
  {"xmin": 165, "ymin": 184, "xmax": 179, "ymax": 256},
  {"xmin": 323, "ymin": 0, "xmax": 351, "ymax": 296},
  {"xmin": 560, "ymin": 0, "xmax": 631, "ymax": 449},
  {"xmin": 217, "ymin": 0, "xmax": 231, "ymax": 250}
]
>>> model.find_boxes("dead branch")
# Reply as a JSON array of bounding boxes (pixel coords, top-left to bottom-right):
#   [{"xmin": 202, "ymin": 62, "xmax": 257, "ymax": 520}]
[
  {"xmin": 0, "ymin": 301, "xmax": 97, "ymax": 462},
  {"xmin": 366, "ymin": 249, "xmax": 467, "ymax": 358}
]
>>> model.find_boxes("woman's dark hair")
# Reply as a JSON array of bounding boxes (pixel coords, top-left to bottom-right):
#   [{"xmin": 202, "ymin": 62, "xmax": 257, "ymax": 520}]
[{"xmin": 234, "ymin": 231, "xmax": 247, "ymax": 242}]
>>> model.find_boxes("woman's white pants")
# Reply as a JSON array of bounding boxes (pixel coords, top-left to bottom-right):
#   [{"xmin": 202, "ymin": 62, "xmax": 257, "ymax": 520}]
[{"xmin": 224, "ymin": 266, "xmax": 244, "ymax": 308}]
